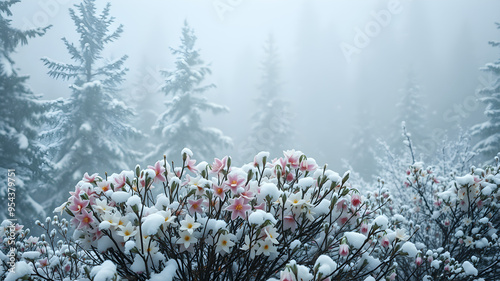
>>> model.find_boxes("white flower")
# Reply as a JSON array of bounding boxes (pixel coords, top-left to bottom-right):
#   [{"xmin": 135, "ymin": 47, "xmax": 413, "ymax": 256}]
[
  {"xmin": 116, "ymin": 222, "xmax": 137, "ymax": 241},
  {"xmin": 216, "ymin": 234, "xmax": 236, "ymax": 254},
  {"xmin": 179, "ymin": 214, "xmax": 201, "ymax": 234},
  {"xmin": 177, "ymin": 231, "xmax": 198, "ymax": 248},
  {"xmin": 94, "ymin": 198, "xmax": 113, "ymax": 213},
  {"xmin": 263, "ymin": 226, "xmax": 279, "ymax": 245},
  {"xmin": 102, "ymin": 212, "xmax": 120, "ymax": 227},
  {"xmin": 256, "ymin": 240, "xmax": 277, "ymax": 256},
  {"xmin": 158, "ymin": 210, "xmax": 177, "ymax": 227},
  {"xmin": 287, "ymin": 191, "xmax": 305, "ymax": 207},
  {"xmin": 395, "ymin": 228, "xmax": 410, "ymax": 241},
  {"xmin": 464, "ymin": 236, "xmax": 474, "ymax": 247}
]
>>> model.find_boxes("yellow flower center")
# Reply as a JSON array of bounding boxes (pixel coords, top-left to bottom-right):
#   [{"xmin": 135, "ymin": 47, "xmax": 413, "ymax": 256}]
[
  {"xmin": 222, "ymin": 240, "xmax": 227, "ymax": 246},
  {"xmin": 184, "ymin": 236, "xmax": 190, "ymax": 241},
  {"xmin": 235, "ymin": 204, "xmax": 243, "ymax": 211},
  {"xmin": 124, "ymin": 230, "xmax": 130, "ymax": 236},
  {"xmin": 187, "ymin": 223, "xmax": 193, "ymax": 229}
]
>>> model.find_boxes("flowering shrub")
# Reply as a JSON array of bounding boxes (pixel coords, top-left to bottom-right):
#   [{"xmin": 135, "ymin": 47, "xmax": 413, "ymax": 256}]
[
  {"xmin": 368, "ymin": 131, "xmax": 500, "ymax": 281},
  {"xmin": 2, "ymin": 149, "xmax": 417, "ymax": 280}
]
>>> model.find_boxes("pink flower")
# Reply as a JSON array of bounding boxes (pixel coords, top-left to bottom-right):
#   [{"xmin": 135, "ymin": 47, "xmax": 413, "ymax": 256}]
[
  {"xmin": 283, "ymin": 215, "xmax": 297, "ymax": 232},
  {"xmin": 254, "ymin": 202, "xmax": 266, "ymax": 210},
  {"xmin": 299, "ymin": 158, "xmax": 318, "ymax": 172},
  {"xmin": 427, "ymin": 256, "xmax": 433, "ymax": 263},
  {"xmin": 225, "ymin": 172, "xmax": 245, "ymax": 194},
  {"xmin": 211, "ymin": 156, "xmax": 227, "ymax": 174},
  {"xmin": 389, "ymin": 272, "xmax": 396, "ymax": 280},
  {"xmin": 113, "ymin": 174, "xmax": 127, "ymax": 191},
  {"xmin": 444, "ymin": 265, "xmax": 450, "ymax": 271},
  {"xmin": 186, "ymin": 157, "xmax": 198, "ymax": 173},
  {"xmin": 38, "ymin": 258, "xmax": 48, "ymax": 267},
  {"xmin": 477, "ymin": 200, "xmax": 484, "ymax": 208},
  {"xmin": 148, "ymin": 161, "xmax": 166, "ymax": 183},
  {"xmin": 415, "ymin": 257, "xmax": 423, "ymax": 266},
  {"xmin": 351, "ymin": 194, "xmax": 362, "ymax": 208},
  {"xmin": 75, "ymin": 209, "xmax": 94, "ymax": 229},
  {"xmin": 213, "ymin": 184, "xmax": 229, "ymax": 200},
  {"xmin": 83, "ymin": 172, "xmax": 98, "ymax": 183},
  {"xmin": 380, "ymin": 236, "xmax": 390, "ymax": 248},
  {"xmin": 339, "ymin": 243, "xmax": 349, "ymax": 257},
  {"xmin": 280, "ymin": 270, "xmax": 296, "ymax": 281},
  {"xmin": 226, "ymin": 197, "xmax": 251, "ymax": 220},
  {"xmin": 188, "ymin": 198, "xmax": 204, "ymax": 215},
  {"xmin": 68, "ymin": 196, "xmax": 89, "ymax": 214},
  {"xmin": 360, "ymin": 223, "xmax": 369, "ymax": 235},
  {"xmin": 240, "ymin": 190, "xmax": 254, "ymax": 204},
  {"xmin": 284, "ymin": 150, "xmax": 301, "ymax": 169}
]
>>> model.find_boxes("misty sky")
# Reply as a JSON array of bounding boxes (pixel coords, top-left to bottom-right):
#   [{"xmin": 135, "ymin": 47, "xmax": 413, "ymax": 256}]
[{"xmin": 9, "ymin": 0, "xmax": 500, "ymax": 174}]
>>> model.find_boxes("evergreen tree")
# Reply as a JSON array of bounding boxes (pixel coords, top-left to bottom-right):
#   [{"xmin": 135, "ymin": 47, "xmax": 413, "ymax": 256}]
[
  {"xmin": 0, "ymin": 0, "xmax": 50, "ymax": 224},
  {"xmin": 471, "ymin": 22, "xmax": 500, "ymax": 160},
  {"xmin": 392, "ymin": 71, "xmax": 427, "ymax": 151},
  {"xmin": 150, "ymin": 20, "xmax": 231, "ymax": 163},
  {"xmin": 248, "ymin": 34, "xmax": 292, "ymax": 157},
  {"xmin": 41, "ymin": 0, "xmax": 140, "ymax": 207}
]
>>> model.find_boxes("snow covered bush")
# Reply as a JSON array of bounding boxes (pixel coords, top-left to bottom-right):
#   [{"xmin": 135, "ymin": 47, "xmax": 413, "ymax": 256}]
[
  {"xmin": 2, "ymin": 149, "xmax": 413, "ymax": 280},
  {"xmin": 369, "ymin": 129, "xmax": 500, "ymax": 280}
]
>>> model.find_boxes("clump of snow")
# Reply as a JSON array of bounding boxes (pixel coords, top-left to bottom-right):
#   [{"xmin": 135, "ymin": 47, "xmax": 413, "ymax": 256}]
[
  {"xmin": 364, "ymin": 277, "xmax": 376, "ymax": 281},
  {"xmin": 148, "ymin": 259, "xmax": 178, "ymax": 281},
  {"xmin": 258, "ymin": 183, "xmax": 282, "ymax": 202},
  {"xmin": 142, "ymin": 213, "xmax": 165, "ymax": 235},
  {"xmin": 481, "ymin": 185, "xmax": 493, "ymax": 196},
  {"xmin": 99, "ymin": 221, "xmax": 111, "ymax": 230},
  {"xmin": 297, "ymin": 177, "xmax": 314, "ymax": 191},
  {"xmin": 22, "ymin": 251, "xmax": 40, "ymax": 260},
  {"xmin": 438, "ymin": 187, "xmax": 457, "ymax": 202},
  {"xmin": 431, "ymin": 260, "xmax": 441, "ymax": 269},
  {"xmin": 90, "ymin": 260, "xmax": 117, "ymax": 281},
  {"xmin": 360, "ymin": 252, "xmax": 381, "ymax": 271},
  {"xmin": 254, "ymin": 151, "xmax": 270, "ymax": 164},
  {"xmin": 392, "ymin": 214, "xmax": 407, "ymax": 223},
  {"xmin": 5, "ymin": 261, "xmax": 34, "ymax": 281},
  {"xmin": 373, "ymin": 215, "xmax": 389, "ymax": 230},
  {"xmin": 248, "ymin": 210, "xmax": 277, "ymax": 226},
  {"xmin": 124, "ymin": 240, "xmax": 136, "ymax": 254},
  {"xmin": 127, "ymin": 195, "xmax": 141, "ymax": 207},
  {"xmin": 344, "ymin": 232, "xmax": 367, "ymax": 249},
  {"xmin": 314, "ymin": 255, "xmax": 337, "ymax": 276},
  {"xmin": 181, "ymin": 148, "xmax": 193, "ymax": 157},
  {"xmin": 401, "ymin": 241, "xmax": 418, "ymax": 258},
  {"xmin": 456, "ymin": 174, "xmax": 475, "ymax": 186},
  {"xmin": 314, "ymin": 199, "xmax": 331, "ymax": 216},
  {"xmin": 462, "ymin": 261, "xmax": 478, "ymax": 276},
  {"xmin": 325, "ymin": 170, "xmax": 341, "ymax": 184},
  {"xmin": 111, "ymin": 191, "xmax": 131, "ymax": 203},
  {"xmin": 17, "ymin": 134, "xmax": 28, "ymax": 149},
  {"xmin": 79, "ymin": 122, "xmax": 92, "ymax": 132}
]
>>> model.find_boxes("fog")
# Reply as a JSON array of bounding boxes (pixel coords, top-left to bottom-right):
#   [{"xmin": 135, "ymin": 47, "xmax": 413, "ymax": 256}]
[{"xmin": 10, "ymin": 0, "xmax": 500, "ymax": 175}]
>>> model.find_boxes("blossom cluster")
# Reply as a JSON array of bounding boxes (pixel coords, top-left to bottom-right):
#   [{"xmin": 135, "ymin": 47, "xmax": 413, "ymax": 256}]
[
  {"xmin": 369, "ymin": 134, "xmax": 500, "ymax": 281},
  {"xmin": 2, "ymin": 149, "xmax": 416, "ymax": 280}
]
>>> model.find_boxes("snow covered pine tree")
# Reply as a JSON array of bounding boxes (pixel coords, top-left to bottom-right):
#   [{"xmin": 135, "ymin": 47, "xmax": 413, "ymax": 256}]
[
  {"xmin": 149, "ymin": 20, "xmax": 231, "ymax": 163},
  {"xmin": 248, "ymin": 34, "xmax": 293, "ymax": 158},
  {"xmin": 471, "ymin": 21, "xmax": 500, "ymax": 161},
  {"xmin": 41, "ymin": 0, "xmax": 140, "ymax": 210},
  {"xmin": 0, "ymin": 0, "xmax": 50, "ymax": 224}
]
